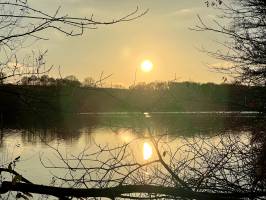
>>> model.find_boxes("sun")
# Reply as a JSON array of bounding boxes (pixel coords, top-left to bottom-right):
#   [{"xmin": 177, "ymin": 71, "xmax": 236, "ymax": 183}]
[{"xmin": 141, "ymin": 60, "xmax": 153, "ymax": 72}]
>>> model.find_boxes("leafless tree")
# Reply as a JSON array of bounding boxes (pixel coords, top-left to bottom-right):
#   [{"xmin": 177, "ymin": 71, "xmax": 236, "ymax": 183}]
[
  {"xmin": 0, "ymin": 0, "xmax": 147, "ymax": 83},
  {"xmin": 194, "ymin": 0, "xmax": 266, "ymax": 86}
]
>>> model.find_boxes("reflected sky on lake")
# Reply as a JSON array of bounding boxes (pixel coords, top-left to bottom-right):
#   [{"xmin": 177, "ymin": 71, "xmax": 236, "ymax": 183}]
[{"xmin": 0, "ymin": 112, "xmax": 264, "ymax": 185}]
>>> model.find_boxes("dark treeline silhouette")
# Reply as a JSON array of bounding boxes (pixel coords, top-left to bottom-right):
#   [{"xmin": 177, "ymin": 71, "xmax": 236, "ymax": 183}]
[
  {"xmin": 129, "ymin": 81, "xmax": 265, "ymax": 112},
  {"xmin": 0, "ymin": 77, "xmax": 265, "ymax": 115},
  {"xmin": 20, "ymin": 75, "xmax": 82, "ymax": 87}
]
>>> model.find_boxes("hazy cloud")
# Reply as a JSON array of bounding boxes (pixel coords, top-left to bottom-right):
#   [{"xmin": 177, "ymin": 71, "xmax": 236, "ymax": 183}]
[
  {"xmin": 171, "ymin": 8, "xmax": 197, "ymax": 20},
  {"xmin": 171, "ymin": 7, "xmax": 217, "ymax": 21}
]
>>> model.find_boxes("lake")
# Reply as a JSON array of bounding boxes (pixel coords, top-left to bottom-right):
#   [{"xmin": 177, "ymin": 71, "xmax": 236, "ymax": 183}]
[{"xmin": 0, "ymin": 112, "xmax": 265, "ymax": 198}]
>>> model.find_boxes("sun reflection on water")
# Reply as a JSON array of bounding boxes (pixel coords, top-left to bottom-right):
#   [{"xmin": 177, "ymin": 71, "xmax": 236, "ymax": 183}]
[{"xmin": 143, "ymin": 142, "xmax": 152, "ymax": 160}]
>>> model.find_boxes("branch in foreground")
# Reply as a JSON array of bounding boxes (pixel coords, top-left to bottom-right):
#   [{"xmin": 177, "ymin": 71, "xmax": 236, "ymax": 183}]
[{"xmin": 0, "ymin": 181, "xmax": 265, "ymax": 200}]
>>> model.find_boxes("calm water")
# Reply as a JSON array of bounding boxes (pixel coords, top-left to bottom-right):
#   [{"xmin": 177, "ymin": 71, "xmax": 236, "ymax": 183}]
[{"xmin": 0, "ymin": 112, "xmax": 263, "ymax": 187}]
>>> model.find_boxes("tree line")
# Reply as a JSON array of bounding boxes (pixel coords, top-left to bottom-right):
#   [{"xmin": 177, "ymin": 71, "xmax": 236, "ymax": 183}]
[
  {"xmin": 19, "ymin": 75, "xmax": 91, "ymax": 87},
  {"xmin": 0, "ymin": 80, "xmax": 265, "ymax": 114}
]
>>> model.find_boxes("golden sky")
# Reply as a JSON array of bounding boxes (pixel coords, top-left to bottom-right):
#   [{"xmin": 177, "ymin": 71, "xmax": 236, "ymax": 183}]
[{"xmin": 32, "ymin": 0, "xmax": 227, "ymax": 87}]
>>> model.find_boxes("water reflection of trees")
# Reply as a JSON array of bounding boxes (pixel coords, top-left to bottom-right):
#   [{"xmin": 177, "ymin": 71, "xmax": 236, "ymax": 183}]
[
  {"xmin": 0, "ymin": 116, "xmax": 265, "ymax": 199},
  {"xmin": 97, "ymin": 113, "xmax": 262, "ymax": 137},
  {"xmin": 0, "ymin": 113, "xmax": 263, "ymax": 146},
  {"xmin": 0, "ymin": 114, "xmax": 101, "ymax": 145}
]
